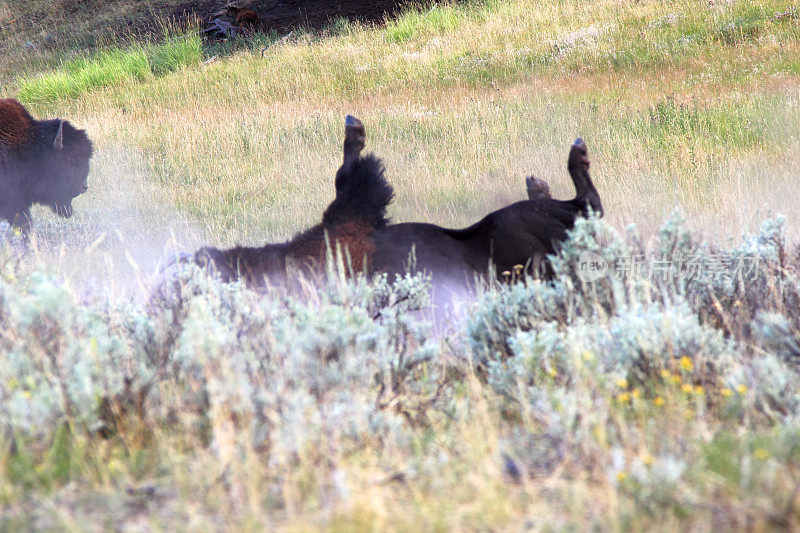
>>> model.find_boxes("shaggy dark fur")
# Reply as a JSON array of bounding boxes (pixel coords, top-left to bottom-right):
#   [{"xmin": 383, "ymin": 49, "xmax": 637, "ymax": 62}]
[
  {"xmin": 193, "ymin": 116, "xmax": 393, "ymax": 286},
  {"xmin": 0, "ymin": 98, "xmax": 93, "ymax": 234},
  {"xmin": 323, "ymin": 152, "xmax": 392, "ymax": 229}
]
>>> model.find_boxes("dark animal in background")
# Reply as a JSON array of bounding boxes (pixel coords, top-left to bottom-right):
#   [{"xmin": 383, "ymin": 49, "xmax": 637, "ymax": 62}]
[
  {"xmin": 194, "ymin": 115, "xmax": 394, "ymax": 286},
  {"xmin": 226, "ymin": 5, "xmax": 259, "ymax": 29},
  {"xmin": 368, "ymin": 138, "xmax": 602, "ymax": 288},
  {"xmin": 0, "ymin": 98, "xmax": 93, "ymax": 234}
]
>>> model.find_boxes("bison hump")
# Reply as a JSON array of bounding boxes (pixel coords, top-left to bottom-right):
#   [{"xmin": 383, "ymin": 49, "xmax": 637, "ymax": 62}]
[{"xmin": 0, "ymin": 99, "xmax": 34, "ymax": 157}]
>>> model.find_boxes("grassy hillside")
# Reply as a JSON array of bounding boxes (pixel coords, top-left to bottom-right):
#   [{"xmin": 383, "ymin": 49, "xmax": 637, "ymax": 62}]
[
  {"xmin": 2, "ymin": 0, "xmax": 800, "ymax": 529},
  {"xmin": 4, "ymin": 0, "xmax": 800, "ymax": 252}
]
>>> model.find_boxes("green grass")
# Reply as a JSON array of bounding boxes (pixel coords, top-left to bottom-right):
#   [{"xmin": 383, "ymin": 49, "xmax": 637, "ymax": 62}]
[
  {"xmin": 17, "ymin": 33, "xmax": 201, "ymax": 103},
  {"xmin": 145, "ymin": 33, "xmax": 203, "ymax": 76},
  {"xmin": 383, "ymin": 1, "xmax": 494, "ymax": 43}
]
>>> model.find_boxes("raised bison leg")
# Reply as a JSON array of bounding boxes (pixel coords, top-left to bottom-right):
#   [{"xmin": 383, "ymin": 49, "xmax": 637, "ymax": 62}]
[
  {"xmin": 343, "ymin": 115, "xmax": 366, "ymax": 166},
  {"xmin": 525, "ymin": 175, "xmax": 551, "ymax": 200},
  {"xmin": 567, "ymin": 138, "xmax": 603, "ymax": 217},
  {"xmin": 335, "ymin": 115, "xmax": 367, "ymax": 194}
]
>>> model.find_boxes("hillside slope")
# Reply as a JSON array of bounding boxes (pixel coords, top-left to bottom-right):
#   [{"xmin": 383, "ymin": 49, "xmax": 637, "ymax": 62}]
[
  {"xmin": 0, "ymin": 0, "xmax": 435, "ymax": 81},
  {"xmin": 5, "ymin": 0, "xmax": 797, "ymax": 240}
]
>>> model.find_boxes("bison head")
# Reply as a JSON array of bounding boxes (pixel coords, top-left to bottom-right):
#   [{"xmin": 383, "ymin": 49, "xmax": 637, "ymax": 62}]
[{"xmin": 30, "ymin": 119, "xmax": 93, "ymax": 218}]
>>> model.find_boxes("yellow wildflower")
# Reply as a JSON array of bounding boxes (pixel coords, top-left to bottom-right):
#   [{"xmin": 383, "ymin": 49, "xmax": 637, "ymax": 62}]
[
  {"xmin": 679, "ymin": 356, "xmax": 694, "ymax": 371},
  {"xmin": 654, "ymin": 396, "xmax": 665, "ymax": 406},
  {"xmin": 22, "ymin": 390, "xmax": 32, "ymax": 399},
  {"xmin": 721, "ymin": 388, "xmax": 733, "ymax": 397},
  {"xmin": 632, "ymin": 388, "xmax": 642, "ymax": 399},
  {"xmin": 616, "ymin": 392, "xmax": 631, "ymax": 403},
  {"xmin": 695, "ymin": 385, "xmax": 705, "ymax": 395},
  {"xmin": 641, "ymin": 452, "xmax": 654, "ymax": 466},
  {"xmin": 671, "ymin": 374, "xmax": 682, "ymax": 384},
  {"xmin": 682, "ymin": 384, "xmax": 694, "ymax": 394},
  {"xmin": 736, "ymin": 384, "xmax": 748, "ymax": 395},
  {"xmin": 660, "ymin": 369, "xmax": 670, "ymax": 379},
  {"xmin": 616, "ymin": 378, "xmax": 629, "ymax": 389},
  {"xmin": 616, "ymin": 471, "xmax": 628, "ymax": 482},
  {"xmin": 754, "ymin": 448, "xmax": 770, "ymax": 461},
  {"xmin": 593, "ymin": 425, "xmax": 605, "ymax": 442}
]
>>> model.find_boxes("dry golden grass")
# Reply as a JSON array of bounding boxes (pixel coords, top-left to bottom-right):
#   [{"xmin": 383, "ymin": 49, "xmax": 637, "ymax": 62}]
[{"xmin": 7, "ymin": 0, "xmax": 796, "ymax": 259}]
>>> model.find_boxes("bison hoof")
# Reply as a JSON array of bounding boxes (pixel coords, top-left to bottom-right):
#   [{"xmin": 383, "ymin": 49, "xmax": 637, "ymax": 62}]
[
  {"xmin": 570, "ymin": 138, "xmax": 589, "ymax": 168},
  {"xmin": 525, "ymin": 175, "xmax": 551, "ymax": 200}
]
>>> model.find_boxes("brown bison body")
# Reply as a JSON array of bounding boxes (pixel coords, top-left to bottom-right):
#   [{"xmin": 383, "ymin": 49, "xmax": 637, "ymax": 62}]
[
  {"xmin": 0, "ymin": 98, "xmax": 93, "ymax": 234},
  {"xmin": 196, "ymin": 214, "xmax": 380, "ymax": 287},
  {"xmin": 0, "ymin": 98, "xmax": 34, "ymax": 158}
]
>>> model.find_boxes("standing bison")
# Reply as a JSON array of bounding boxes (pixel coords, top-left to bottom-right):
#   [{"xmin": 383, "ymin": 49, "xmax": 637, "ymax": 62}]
[{"xmin": 0, "ymin": 98, "xmax": 93, "ymax": 235}]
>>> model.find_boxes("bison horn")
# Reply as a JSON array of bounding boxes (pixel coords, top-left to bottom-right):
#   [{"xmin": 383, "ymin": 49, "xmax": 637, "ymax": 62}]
[{"xmin": 53, "ymin": 120, "xmax": 64, "ymax": 151}]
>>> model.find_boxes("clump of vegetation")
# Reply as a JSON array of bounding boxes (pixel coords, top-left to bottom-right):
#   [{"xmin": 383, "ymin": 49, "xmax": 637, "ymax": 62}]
[
  {"xmin": 4, "ymin": 211, "xmax": 800, "ymax": 528},
  {"xmin": 17, "ymin": 33, "xmax": 201, "ymax": 103}
]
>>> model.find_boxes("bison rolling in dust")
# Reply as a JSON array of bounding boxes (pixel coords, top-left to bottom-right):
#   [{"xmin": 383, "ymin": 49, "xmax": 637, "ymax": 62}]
[
  {"xmin": 183, "ymin": 116, "xmax": 602, "ymax": 308},
  {"xmin": 0, "ymin": 98, "xmax": 93, "ymax": 235}
]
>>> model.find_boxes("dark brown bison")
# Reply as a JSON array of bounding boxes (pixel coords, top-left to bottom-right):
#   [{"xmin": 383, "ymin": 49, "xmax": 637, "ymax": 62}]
[
  {"xmin": 367, "ymin": 138, "xmax": 601, "ymax": 290},
  {"xmin": 0, "ymin": 98, "xmax": 93, "ymax": 234},
  {"xmin": 192, "ymin": 115, "xmax": 393, "ymax": 286},
  {"xmin": 226, "ymin": 5, "xmax": 259, "ymax": 29},
  {"xmin": 187, "ymin": 117, "xmax": 602, "ymax": 305}
]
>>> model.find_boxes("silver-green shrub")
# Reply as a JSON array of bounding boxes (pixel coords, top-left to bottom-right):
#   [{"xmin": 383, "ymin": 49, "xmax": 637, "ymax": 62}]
[{"xmin": 0, "ymin": 270, "xmax": 133, "ymax": 437}]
